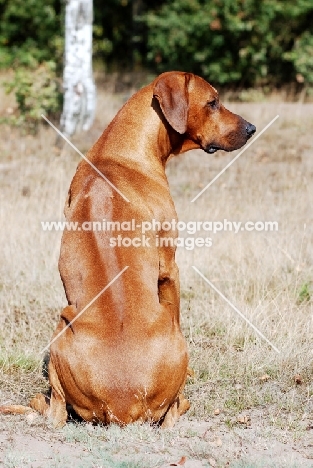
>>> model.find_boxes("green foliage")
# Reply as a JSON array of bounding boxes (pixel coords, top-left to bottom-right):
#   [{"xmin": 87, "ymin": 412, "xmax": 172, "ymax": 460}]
[
  {"xmin": 143, "ymin": 0, "xmax": 313, "ymax": 87},
  {"xmin": 0, "ymin": 0, "xmax": 63, "ymax": 131},
  {"xmin": 284, "ymin": 32, "xmax": 313, "ymax": 84},
  {"xmin": 0, "ymin": 351, "xmax": 38, "ymax": 372},
  {"xmin": 297, "ymin": 282, "xmax": 311, "ymax": 303},
  {"xmin": 1, "ymin": 0, "xmax": 313, "ymax": 93},
  {"xmin": 0, "ymin": 0, "xmax": 63, "ymax": 68},
  {"xmin": 92, "ymin": 0, "xmax": 162, "ymax": 69},
  {"xmin": 4, "ymin": 62, "xmax": 62, "ymax": 132}
]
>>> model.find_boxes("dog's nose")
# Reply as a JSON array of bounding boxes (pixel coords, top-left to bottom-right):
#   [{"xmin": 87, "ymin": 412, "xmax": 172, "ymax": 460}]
[{"xmin": 246, "ymin": 123, "xmax": 256, "ymax": 136}]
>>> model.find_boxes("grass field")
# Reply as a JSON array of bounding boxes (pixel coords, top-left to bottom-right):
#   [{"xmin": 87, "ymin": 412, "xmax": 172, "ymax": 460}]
[{"xmin": 0, "ymin": 78, "xmax": 312, "ymax": 467}]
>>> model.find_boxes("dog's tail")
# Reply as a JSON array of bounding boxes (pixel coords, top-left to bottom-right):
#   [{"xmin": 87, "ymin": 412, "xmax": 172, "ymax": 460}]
[
  {"xmin": 0, "ymin": 404, "xmax": 32, "ymax": 415},
  {"xmin": 0, "ymin": 393, "xmax": 50, "ymax": 417}
]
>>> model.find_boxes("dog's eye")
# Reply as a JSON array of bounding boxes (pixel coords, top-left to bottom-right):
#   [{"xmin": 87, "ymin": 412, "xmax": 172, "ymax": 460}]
[{"xmin": 207, "ymin": 99, "xmax": 218, "ymax": 110}]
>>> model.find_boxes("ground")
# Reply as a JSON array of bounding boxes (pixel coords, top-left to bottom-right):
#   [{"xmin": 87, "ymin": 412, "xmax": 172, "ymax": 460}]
[{"xmin": 0, "ymin": 77, "xmax": 312, "ymax": 467}]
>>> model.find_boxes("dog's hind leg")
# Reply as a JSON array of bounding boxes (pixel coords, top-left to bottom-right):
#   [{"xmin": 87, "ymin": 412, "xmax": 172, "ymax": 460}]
[
  {"xmin": 28, "ymin": 358, "xmax": 68, "ymax": 427},
  {"xmin": 43, "ymin": 358, "xmax": 68, "ymax": 428},
  {"xmin": 161, "ymin": 393, "xmax": 190, "ymax": 428}
]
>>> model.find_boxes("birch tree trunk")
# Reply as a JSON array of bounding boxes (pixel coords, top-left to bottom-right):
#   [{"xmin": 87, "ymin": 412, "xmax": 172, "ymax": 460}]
[{"xmin": 60, "ymin": 0, "xmax": 96, "ymax": 138}]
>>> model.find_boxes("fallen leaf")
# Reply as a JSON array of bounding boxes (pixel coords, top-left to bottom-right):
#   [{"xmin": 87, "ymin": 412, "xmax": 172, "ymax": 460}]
[
  {"xmin": 294, "ymin": 374, "xmax": 302, "ymax": 385},
  {"xmin": 237, "ymin": 415, "xmax": 251, "ymax": 426},
  {"xmin": 187, "ymin": 368, "xmax": 195, "ymax": 378},
  {"xmin": 170, "ymin": 456, "xmax": 187, "ymax": 466},
  {"xmin": 259, "ymin": 374, "xmax": 270, "ymax": 382}
]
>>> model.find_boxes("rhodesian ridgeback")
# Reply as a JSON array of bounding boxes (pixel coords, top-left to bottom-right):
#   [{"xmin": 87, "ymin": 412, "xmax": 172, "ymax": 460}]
[{"xmin": 1, "ymin": 72, "xmax": 255, "ymax": 427}]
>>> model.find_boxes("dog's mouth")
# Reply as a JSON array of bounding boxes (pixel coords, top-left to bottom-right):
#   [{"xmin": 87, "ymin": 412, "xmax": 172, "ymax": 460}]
[{"xmin": 204, "ymin": 145, "xmax": 222, "ymax": 154}]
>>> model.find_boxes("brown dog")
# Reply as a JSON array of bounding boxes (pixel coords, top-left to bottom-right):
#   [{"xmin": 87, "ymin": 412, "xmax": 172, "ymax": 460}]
[{"xmin": 0, "ymin": 72, "xmax": 255, "ymax": 427}]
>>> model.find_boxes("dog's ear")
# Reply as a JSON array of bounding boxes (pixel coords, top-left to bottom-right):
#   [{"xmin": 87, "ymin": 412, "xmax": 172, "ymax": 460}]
[{"xmin": 153, "ymin": 72, "xmax": 192, "ymax": 134}]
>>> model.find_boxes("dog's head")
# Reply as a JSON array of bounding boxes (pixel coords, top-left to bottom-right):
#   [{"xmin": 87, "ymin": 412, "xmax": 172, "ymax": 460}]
[{"xmin": 153, "ymin": 72, "xmax": 256, "ymax": 154}]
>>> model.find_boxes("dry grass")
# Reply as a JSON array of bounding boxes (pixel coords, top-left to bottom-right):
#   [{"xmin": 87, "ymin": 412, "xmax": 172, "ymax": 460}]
[
  {"xmin": 170, "ymin": 101, "xmax": 313, "ymax": 427},
  {"xmin": 0, "ymin": 76, "xmax": 312, "ymax": 467}
]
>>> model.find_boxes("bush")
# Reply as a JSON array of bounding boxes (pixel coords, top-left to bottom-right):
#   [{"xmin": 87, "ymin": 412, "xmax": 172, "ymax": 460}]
[
  {"xmin": 1, "ymin": 0, "xmax": 313, "ymax": 96},
  {"xmin": 284, "ymin": 31, "xmax": 313, "ymax": 84},
  {"xmin": 143, "ymin": 0, "xmax": 313, "ymax": 87},
  {"xmin": 0, "ymin": 0, "xmax": 63, "ymax": 132},
  {"xmin": 0, "ymin": 0, "xmax": 63, "ymax": 68},
  {"xmin": 4, "ymin": 62, "xmax": 62, "ymax": 132}
]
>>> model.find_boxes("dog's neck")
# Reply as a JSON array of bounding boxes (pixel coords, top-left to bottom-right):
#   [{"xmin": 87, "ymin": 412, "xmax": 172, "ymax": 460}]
[
  {"xmin": 151, "ymin": 96, "xmax": 200, "ymax": 165},
  {"xmin": 89, "ymin": 84, "xmax": 200, "ymax": 172}
]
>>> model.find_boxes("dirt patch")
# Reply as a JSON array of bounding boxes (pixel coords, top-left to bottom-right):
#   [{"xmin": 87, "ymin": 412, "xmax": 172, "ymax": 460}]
[{"xmin": 0, "ymin": 412, "xmax": 312, "ymax": 467}]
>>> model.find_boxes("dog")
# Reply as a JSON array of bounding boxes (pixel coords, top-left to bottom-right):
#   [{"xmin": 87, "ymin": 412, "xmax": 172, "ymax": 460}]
[{"xmin": 0, "ymin": 72, "xmax": 255, "ymax": 427}]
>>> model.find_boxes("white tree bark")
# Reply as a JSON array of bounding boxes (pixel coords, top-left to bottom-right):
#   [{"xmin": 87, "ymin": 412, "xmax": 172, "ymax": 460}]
[{"xmin": 60, "ymin": 0, "xmax": 96, "ymax": 137}]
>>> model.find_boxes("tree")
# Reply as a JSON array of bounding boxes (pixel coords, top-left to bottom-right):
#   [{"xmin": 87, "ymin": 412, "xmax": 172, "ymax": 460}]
[{"xmin": 60, "ymin": 0, "xmax": 96, "ymax": 138}]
